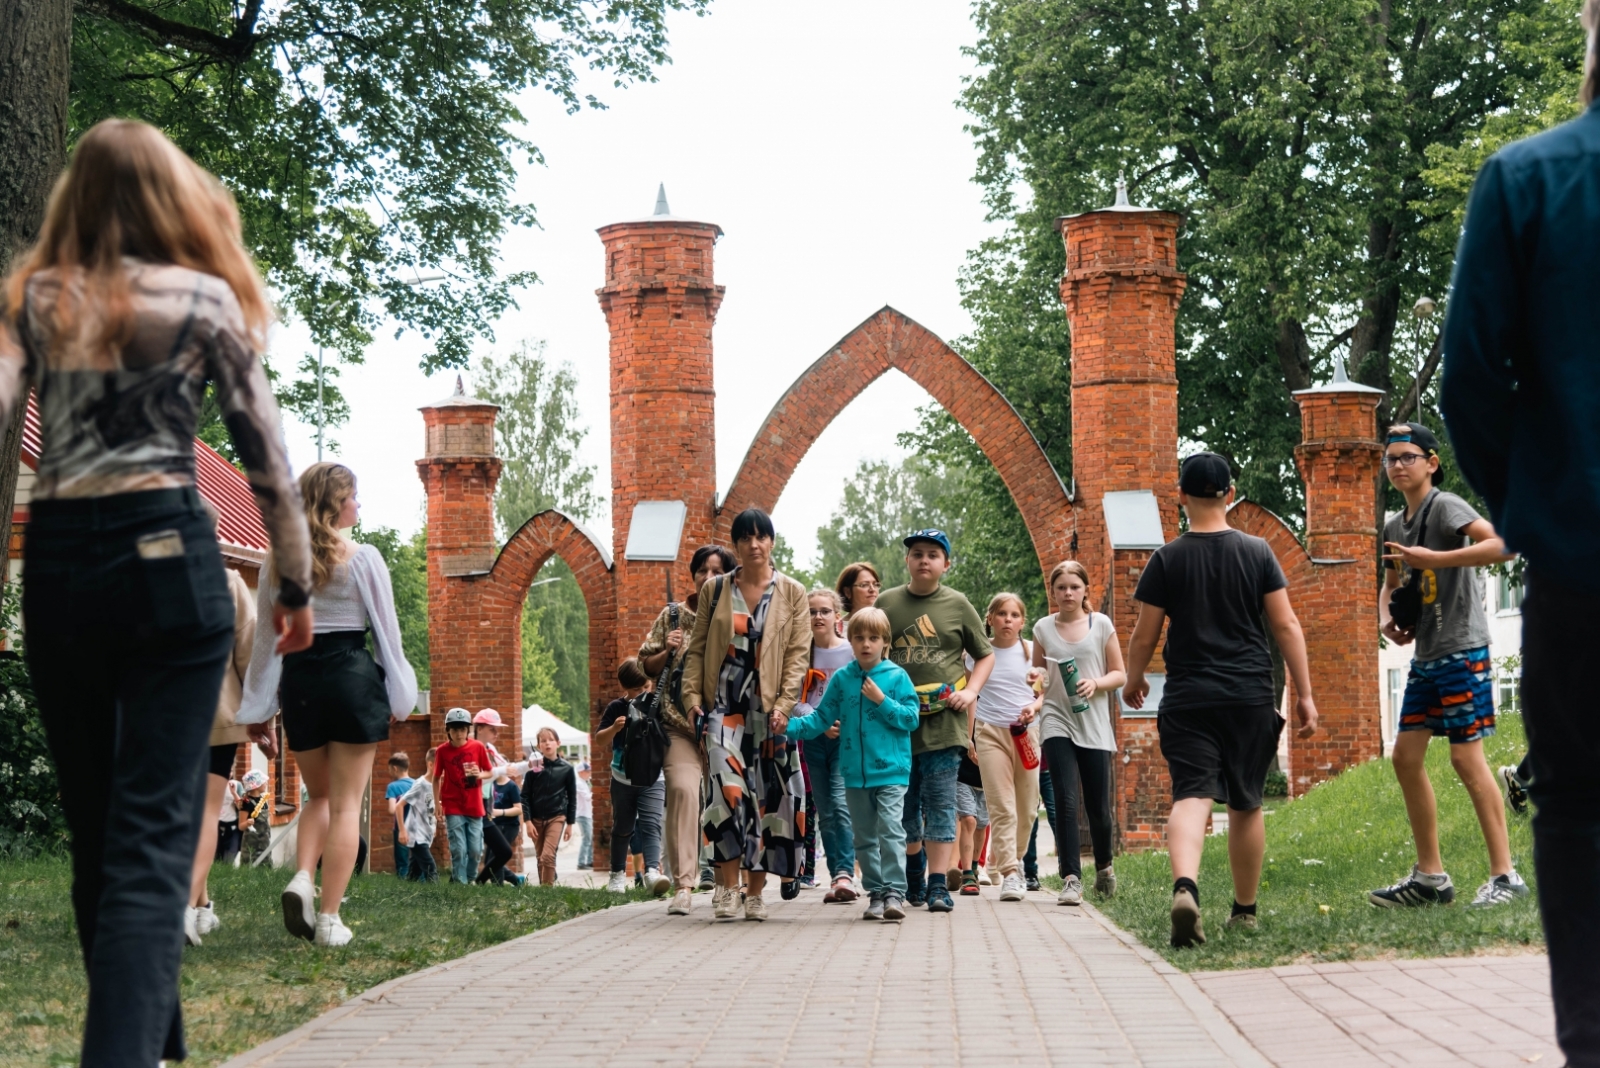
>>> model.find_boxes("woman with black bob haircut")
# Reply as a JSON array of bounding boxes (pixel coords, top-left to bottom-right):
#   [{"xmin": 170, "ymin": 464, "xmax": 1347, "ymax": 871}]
[
  {"xmin": 681, "ymin": 509, "xmax": 812, "ymax": 920},
  {"xmin": 638, "ymin": 543, "xmax": 737, "ymax": 915}
]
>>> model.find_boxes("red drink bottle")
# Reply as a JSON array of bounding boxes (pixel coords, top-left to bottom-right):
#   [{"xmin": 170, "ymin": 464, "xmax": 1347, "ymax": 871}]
[{"xmin": 1010, "ymin": 722, "xmax": 1041, "ymax": 770}]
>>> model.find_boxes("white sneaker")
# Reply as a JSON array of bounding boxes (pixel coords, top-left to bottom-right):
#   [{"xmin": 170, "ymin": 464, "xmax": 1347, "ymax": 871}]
[
  {"xmin": 605, "ymin": 871, "xmax": 629, "ymax": 894},
  {"xmin": 1058, "ymin": 874, "xmax": 1084, "ymax": 906},
  {"xmin": 978, "ymin": 866, "xmax": 993, "ymax": 886},
  {"xmin": 743, "ymin": 893, "xmax": 767, "ymax": 921},
  {"xmin": 281, "ymin": 871, "xmax": 316, "ymax": 941},
  {"xmin": 712, "ymin": 885, "xmax": 739, "ymax": 920},
  {"xmin": 182, "ymin": 906, "xmax": 202, "ymax": 947},
  {"xmin": 668, "ymin": 888, "xmax": 692, "ymax": 915},
  {"xmin": 644, "ymin": 868, "xmax": 671, "ymax": 896},
  {"xmin": 313, "ymin": 913, "xmax": 353, "ymax": 947},
  {"xmin": 999, "ymin": 873, "xmax": 1026, "ymax": 901},
  {"xmin": 194, "ymin": 902, "xmax": 219, "ymax": 935}
]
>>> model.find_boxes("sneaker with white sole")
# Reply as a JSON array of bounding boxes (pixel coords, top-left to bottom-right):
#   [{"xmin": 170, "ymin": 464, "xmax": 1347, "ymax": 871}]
[
  {"xmin": 999, "ymin": 873, "xmax": 1026, "ymax": 901},
  {"xmin": 1468, "ymin": 872, "xmax": 1530, "ymax": 909},
  {"xmin": 862, "ymin": 892, "xmax": 886, "ymax": 921},
  {"xmin": 712, "ymin": 885, "xmax": 739, "ymax": 920},
  {"xmin": 668, "ymin": 888, "xmax": 692, "ymax": 915},
  {"xmin": 1094, "ymin": 865, "xmax": 1116, "ymax": 898},
  {"xmin": 882, "ymin": 893, "xmax": 906, "ymax": 921},
  {"xmin": 183, "ymin": 906, "xmax": 202, "ymax": 947},
  {"xmin": 281, "ymin": 871, "xmax": 316, "ymax": 942},
  {"xmin": 1499, "ymin": 765, "xmax": 1530, "ymax": 816},
  {"xmin": 313, "ymin": 913, "xmax": 353, "ymax": 947},
  {"xmin": 1058, "ymin": 875, "xmax": 1083, "ymax": 906},
  {"xmin": 1369, "ymin": 866, "xmax": 1455, "ymax": 907},
  {"xmin": 605, "ymin": 871, "xmax": 629, "ymax": 894},
  {"xmin": 194, "ymin": 902, "xmax": 219, "ymax": 935},
  {"xmin": 978, "ymin": 866, "xmax": 993, "ymax": 886},
  {"xmin": 743, "ymin": 893, "xmax": 767, "ymax": 921},
  {"xmin": 643, "ymin": 868, "xmax": 671, "ymax": 896}
]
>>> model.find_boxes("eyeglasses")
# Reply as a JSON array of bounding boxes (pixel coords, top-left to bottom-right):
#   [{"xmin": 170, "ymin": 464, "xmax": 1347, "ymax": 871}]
[
  {"xmin": 808, "ymin": 608, "xmax": 835, "ymax": 617},
  {"xmin": 1383, "ymin": 452, "xmax": 1430, "ymax": 469},
  {"xmin": 853, "ymin": 580, "xmax": 880, "ymax": 590}
]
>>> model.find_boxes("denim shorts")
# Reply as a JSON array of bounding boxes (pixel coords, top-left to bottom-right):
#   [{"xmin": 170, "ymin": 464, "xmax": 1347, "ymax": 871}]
[
  {"xmin": 1399, "ymin": 646, "xmax": 1496, "ymax": 744},
  {"xmin": 956, "ymin": 781, "xmax": 989, "ymax": 827},
  {"xmin": 902, "ymin": 746, "xmax": 963, "ymax": 844}
]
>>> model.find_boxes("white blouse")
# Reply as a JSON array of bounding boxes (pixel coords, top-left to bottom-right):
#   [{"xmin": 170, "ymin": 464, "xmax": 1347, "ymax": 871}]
[{"xmin": 238, "ymin": 543, "xmax": 419, "ymax": 724}]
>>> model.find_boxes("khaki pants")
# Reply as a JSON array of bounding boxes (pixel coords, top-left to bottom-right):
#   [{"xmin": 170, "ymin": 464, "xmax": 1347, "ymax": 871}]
[
  {"xmin": 663, "ymin": 733, "xmax": 706, "ymax": 889},
  {"xmin": 973, "ymin": 721, "xmax": 1040, "ymax": 877},
  {"xmin": 526, "ymin": 816, "xmax": 565, "ymax": 885}
]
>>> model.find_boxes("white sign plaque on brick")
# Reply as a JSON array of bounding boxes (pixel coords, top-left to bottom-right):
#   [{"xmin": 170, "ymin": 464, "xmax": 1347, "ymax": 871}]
[
  {"xmin": 624, "ymin": 500, "xmax": 688, "ymax": 562},
  {"xmin": 1103, "ymin": 490, "xmax": 1166, "ymax": 550}
]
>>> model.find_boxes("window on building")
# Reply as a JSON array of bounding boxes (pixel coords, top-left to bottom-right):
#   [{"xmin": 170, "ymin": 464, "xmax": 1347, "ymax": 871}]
[
  {"xmin": 1120, "ymin": 672, "xmax": 1163, "ymax": 717},
  {"xmin": 1496, "ymin": 574, "xmax": 1524, "ymax": 613},
  {"xmin": 1388, "ymin": 668, "xmax": 1406, "ymax": 732},
  {"xmin": 1497, "ymin": 667, "xmax": 1521, "ymax": 713}
]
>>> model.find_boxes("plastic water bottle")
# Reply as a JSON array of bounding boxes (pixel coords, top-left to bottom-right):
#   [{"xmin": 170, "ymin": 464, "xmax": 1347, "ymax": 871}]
[{"xmin": 1010, "ymin": 722, "xmax": 1041, "ymax": 770}]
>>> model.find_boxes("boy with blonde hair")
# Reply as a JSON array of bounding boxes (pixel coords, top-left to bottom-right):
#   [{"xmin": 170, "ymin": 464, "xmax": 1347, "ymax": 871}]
[{"xmin": 785, "ymin": 608, "xmax": 921, "ymax": 921}]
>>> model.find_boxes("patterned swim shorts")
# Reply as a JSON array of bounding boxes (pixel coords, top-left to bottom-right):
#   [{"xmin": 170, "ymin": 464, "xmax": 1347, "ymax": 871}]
[{"xmin": 1398, "ymin": 646, "xmax": 1496, "ymax": 744}]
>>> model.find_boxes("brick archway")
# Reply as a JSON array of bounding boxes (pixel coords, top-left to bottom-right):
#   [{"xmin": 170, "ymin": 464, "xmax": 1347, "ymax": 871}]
[{"xmin": 715, "ymin": 306, "xmax": 1073, "ymax": 576}]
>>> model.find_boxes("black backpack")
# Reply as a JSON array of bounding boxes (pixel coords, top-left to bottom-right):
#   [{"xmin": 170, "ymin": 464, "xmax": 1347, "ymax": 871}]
[
  {"xmin": 1388, "ymin": 493, "xmax": 1438, "ymax": 632},
  {"xmin": 623, "ymin": 603, "xmax": 681, "ymax": 785}
]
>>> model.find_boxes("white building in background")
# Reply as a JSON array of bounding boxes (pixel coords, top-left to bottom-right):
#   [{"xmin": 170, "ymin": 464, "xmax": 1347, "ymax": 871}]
[{"xmin": 1376, "ymin": 569, "xmax": 1524, "ymax": 755}]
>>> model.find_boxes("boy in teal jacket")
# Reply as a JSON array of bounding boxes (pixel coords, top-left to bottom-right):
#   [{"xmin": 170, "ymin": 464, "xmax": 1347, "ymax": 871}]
[{"xmin": 785, "ymin": 607, "xmax": 920, "ymax": 920}]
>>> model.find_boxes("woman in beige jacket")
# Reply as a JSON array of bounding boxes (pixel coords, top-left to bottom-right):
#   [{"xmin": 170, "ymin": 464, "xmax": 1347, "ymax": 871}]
[
  {"xmin": 682, "ymin": 508, "xmax": 811, "ymax": 922},
  {"xmin": 185, "ymin": 565, "xmax": 259, "ymax": 945}
]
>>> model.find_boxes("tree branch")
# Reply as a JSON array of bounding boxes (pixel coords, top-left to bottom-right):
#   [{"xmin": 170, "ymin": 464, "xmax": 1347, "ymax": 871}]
[{"xmin": 78, "ymin": 0, "xmax": 261, "ymax": 61}]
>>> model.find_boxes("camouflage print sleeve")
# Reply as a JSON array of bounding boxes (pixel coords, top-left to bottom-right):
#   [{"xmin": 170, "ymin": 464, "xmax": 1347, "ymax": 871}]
[{"xmin": 204, "ymin": 292, "xmax": 313, "ymax": 607}]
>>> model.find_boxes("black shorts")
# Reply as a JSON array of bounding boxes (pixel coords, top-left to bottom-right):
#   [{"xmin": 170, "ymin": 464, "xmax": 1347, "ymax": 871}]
[
  {"xmin": 281, "ymin": 631, "xmax": 391, "ymax": 752},
  {"xmin": 208, "ymin": 743, "xmax": 239, "ymax": 778},
  {"xmin": 1158, "ymin": 703, "xmax": 1284, "ymax": 811}
]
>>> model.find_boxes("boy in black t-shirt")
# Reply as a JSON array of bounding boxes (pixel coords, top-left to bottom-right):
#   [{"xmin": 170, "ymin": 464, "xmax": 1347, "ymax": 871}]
[{"xmin": 1124, "ymin": 453, "xmax": 1319, "ymax": 948}]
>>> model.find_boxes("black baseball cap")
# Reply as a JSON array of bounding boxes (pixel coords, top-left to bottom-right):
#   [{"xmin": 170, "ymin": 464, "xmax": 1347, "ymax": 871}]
[
  {"xmin": 1385, "ymin": 422, "xmax": 1444, "ymax": 486},
  {"xmin": 1179, "ymin": 452, "xmax": 1233, "ymax": 499}
]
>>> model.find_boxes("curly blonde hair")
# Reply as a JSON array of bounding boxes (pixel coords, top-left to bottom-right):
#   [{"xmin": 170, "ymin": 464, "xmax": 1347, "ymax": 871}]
[{"xmin": 299, "ymin": 462, "xmax": 356, "ymax": 591}]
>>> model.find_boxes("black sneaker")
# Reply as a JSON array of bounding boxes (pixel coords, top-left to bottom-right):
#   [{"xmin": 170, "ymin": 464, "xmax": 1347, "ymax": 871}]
[
  {"xmin": 882, "ymin": 893, "xmax": 906, "ymax": 921},
  {"xmin": 926, "ymin": 884, "xmax": 955, "ymax": 913},
  {"xmin": 780, "ymin": 877, "xmax": 800, "ymax": 901},
  {"xmin": 1468, "ymin": 872, "xmax": 1531, "ymax": 909},
  {"xmin": 907, "ymin": 853, "xmax": 926, "ymax": 907},
  {"xmin": 1369, "ymin": 866, "xmax": 1455, "ymax": 907},
  {"xmin": 1025, "ymin": 875, "xmax": 1042, "ymax": 893},
  {"xmin": 1499, "ymin": 765, "xmax": 1530, "ymax": 817}
]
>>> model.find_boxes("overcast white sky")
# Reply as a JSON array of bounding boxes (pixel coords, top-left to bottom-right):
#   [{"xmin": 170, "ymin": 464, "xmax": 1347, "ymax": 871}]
[{"xmin": 273, "ymin": 0, "xmax": 1003, "ymax": 568}]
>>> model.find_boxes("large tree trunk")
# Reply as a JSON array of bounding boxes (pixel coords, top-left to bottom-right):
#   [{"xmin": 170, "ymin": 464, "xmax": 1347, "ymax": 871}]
[{"xmin": 0, "ymin": 0, "xmax": 73, "ymax": 593}]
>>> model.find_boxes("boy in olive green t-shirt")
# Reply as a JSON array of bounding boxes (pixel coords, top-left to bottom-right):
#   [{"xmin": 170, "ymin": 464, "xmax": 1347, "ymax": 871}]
[{"xmin": 874, "ymin": 529, "xmax": 993, "ymax": 912}]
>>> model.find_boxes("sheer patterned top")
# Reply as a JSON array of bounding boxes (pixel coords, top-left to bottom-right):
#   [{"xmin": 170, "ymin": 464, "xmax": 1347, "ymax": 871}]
[{"xmin": 0, "ymin": 260, "xmax": 312, "ymax": 605}]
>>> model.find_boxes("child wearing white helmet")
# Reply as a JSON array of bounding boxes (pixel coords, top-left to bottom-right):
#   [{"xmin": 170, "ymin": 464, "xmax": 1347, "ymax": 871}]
[{"xmin": 435, "ymin": 707, "xmax": 492, "ymax": 884}]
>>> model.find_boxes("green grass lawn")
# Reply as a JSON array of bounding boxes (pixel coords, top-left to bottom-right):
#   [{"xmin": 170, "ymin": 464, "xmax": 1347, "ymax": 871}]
[
  {"xmin": 1086, "ymin": 714, "xmax": 1543, "ymax": 971},
  {"xmin": 0, "ymin": 860, "xmax": 639, "ymax": 1067}
]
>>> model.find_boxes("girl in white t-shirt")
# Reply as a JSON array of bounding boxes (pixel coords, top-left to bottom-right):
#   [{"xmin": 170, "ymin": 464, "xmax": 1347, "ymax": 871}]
[
  {"xmin": 970, "ymin": 592, "xmax": 1044, "ymax": 902},
  {"xmin": 1030, "ymin": 560, "xmax": 1126, "ymax": 906}
]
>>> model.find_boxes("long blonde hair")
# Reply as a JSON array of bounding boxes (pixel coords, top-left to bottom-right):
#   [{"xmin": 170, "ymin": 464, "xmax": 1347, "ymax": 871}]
[
  {"xmin": 299, "ymin": 462, "xmax": 357, "ymax": 591},
  {"xmin": 3, "ymin": 119, "xmax": 271, "ymax": 353}
]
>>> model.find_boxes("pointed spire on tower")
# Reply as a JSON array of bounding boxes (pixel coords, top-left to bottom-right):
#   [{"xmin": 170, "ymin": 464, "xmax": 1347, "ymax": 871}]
[
  {"xmin": 1114, "ymin": 171, "xmax": 1129, "ymax": 207},
  {"xmin": 1331, "ymin": 352, "xmax": 1351, "ymax": 385},
  {"xmin": 653, "ymin": 184, "xmax": 671, "ymax": 217},
  {"xmin": 453, "ymin": 374, "xmax": 465, "ymax": 396}
]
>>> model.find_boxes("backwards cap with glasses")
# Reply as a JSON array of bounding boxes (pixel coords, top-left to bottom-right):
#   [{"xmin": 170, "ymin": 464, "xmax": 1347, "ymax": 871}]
[{"xmin": 1384, "ymin": 422, "xmax": 1444, "ymax": 487}]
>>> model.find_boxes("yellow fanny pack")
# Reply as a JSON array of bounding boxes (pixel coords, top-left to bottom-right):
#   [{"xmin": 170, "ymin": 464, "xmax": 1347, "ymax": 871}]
[{"xmin": 914, "ymin": 676, "xmax": 966, "ymax": 716}]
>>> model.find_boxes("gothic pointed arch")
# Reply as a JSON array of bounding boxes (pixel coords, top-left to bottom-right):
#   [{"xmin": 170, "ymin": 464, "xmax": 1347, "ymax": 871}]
[
  {"xmin": 716, "ymin": 307, "xmax": 1074, "ymax": 576},
  {"xmin": 1226, "ymin": 500, "xmax": 1315, "ymax": 587}
]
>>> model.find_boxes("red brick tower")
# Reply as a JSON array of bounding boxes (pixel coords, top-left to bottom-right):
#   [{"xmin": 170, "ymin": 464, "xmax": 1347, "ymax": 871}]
[
  {"xmin": 1059, "ymin": 183, "xmax": 1186, "ymax": 850},
  {"xmin": 596, "ymin": 187, "xmax": 725, "ymax": 661},
  {"xmin": 1288, "ymin": 368, "xmax": 1385, "ymax": 793}
]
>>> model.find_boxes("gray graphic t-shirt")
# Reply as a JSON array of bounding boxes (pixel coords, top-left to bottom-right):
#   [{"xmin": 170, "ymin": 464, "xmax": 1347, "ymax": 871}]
[{"xmin": 1383, "ymin": 489, "xmax": 1490, "ymax": 662}]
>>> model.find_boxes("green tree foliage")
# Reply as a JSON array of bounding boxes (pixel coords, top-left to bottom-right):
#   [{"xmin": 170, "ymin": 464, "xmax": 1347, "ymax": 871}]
[
  {"xmin": 476, "ymin": 342, "xmax": 601, "ymax": 724},
  {"xmin": 920, "ymin": 0, "xmax": 1582, "ymax": 577},
  {"xmin": 352, "ymin": 523, "xmax": 430, "ymax": 689},
  {"xmin": 0, "ymin": 583, "xmax": 67, "ymax": 854},
  {"xmin": 68, "ymin": 0, "xmax": 708, "ymax": 421}
]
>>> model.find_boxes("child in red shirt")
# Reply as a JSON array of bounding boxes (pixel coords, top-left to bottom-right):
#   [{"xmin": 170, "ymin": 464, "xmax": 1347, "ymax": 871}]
[{"xmin": 436, "ymin": 708, "xmax": 491, "ymax": 883}]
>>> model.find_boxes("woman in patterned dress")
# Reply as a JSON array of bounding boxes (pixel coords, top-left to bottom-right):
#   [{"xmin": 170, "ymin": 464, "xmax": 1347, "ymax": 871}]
[{"xmin": 681, "ymin": 508, "xmax": 812, "ymax": 921}]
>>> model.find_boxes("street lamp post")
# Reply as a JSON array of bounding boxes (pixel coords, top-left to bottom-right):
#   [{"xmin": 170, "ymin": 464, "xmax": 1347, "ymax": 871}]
[{"xmin": 1411, "ymin": 295, "xmax": 1436, "ymax": 423}]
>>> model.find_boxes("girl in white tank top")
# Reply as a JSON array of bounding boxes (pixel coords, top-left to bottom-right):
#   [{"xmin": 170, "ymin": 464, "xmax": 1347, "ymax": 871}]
[{"xmin": 968, "ymin": 593, "xmax": 1044, "ymax": 899}]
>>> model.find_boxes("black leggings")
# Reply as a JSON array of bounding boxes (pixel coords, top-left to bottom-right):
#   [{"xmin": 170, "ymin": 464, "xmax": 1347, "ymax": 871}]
[
  {"xmin": 477, "ymin": 817, "xmax": 513, "ymax": 884},
  {"xmin": 1041, "ymin": 736, "xmax": 1114, "ymax": 879}
]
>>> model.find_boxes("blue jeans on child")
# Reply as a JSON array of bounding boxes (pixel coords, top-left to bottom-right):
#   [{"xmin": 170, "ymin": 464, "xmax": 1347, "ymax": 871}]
[
  {"xmin": 846, "ymin": 784, "xmax": 908, "ymax": 896},
  {"xmin": 392, "ymin": 830, "xmax": 410, "ymax": 878},
  {"xmin": 575, "ymin": 815, "xmax": 593, "ymax": 867},
  {"xmin": 803, "ymin": 735, "xmax": 855, "ymax": 877},
  {"xmin": 445, "ymin": 814, "xmax": 483, "ymax": 883},
  {"xmin": 902, "ymin": 746, "xmax": 962, "ymax": 845}
]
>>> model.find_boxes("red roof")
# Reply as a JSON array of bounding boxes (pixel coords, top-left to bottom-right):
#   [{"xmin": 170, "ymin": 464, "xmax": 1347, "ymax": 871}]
[{"xmin": 20, "ymin": 393, "xmax": 270, "ymax": 553}]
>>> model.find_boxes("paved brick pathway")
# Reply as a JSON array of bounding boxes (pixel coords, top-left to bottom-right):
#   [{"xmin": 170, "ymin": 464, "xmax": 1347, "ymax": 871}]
[{"xmin": 1196, "ymin": 954, "xmax": 1559, "ymax": 1068}]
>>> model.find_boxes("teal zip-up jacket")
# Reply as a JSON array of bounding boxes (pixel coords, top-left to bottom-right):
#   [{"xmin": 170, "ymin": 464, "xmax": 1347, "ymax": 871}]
[{"xmin": 784, "ymin": 657, "xmax": 920, "ymax": 788}]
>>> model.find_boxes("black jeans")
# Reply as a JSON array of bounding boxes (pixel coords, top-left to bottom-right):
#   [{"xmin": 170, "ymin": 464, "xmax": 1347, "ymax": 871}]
[
  {"xmin": 1023, "ymin": 769, "xmax": 1057, "ymax": 879},
  {"xmin": 477, "ymin": 817, "xmax": 513, "ymax": 884},
  {"xmin": 1521, "ymin": 577, "xmax": 1600, "ymax": 1067},
  {"xmin": 1041, "ymin": 737, "xmax": 1115, "ymax": 879},
  {"xmin": 24, "ymin": 488, "xmax": 234, "ymax": 1066},
  {"xmin": 407, "ymin": 842, "xmax": 438, "ymax": 882},
  {"xmin": 610, "ymin": 776, "xmax": 665, "ymax": 871}
]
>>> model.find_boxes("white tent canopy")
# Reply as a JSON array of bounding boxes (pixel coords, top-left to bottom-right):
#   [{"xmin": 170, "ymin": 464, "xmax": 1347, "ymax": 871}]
[{"xmin": 521, "ymin": 704, "xmax": 589, "ymax": 754}]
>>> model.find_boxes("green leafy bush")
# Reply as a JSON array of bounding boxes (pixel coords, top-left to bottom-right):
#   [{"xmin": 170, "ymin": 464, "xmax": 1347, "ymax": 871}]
[{"xmin": 0, "ymin": 652, "xmax": 67, "ymax": 856}]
